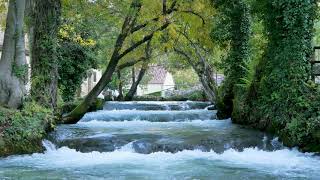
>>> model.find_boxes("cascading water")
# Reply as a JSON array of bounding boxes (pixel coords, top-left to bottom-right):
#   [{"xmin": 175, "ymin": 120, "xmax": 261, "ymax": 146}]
[{"xmin": 0, "ymin": 101, "xmax": 319, "ymax": 179}]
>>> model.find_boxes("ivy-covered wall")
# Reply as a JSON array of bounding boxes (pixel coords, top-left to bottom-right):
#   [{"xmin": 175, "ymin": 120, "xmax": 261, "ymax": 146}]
[
  {"xmin": 212, "ymin": 0, "xmax": 251, "ymax": 119},
  {"xmin": 233, "ymin": 0, "xmax": 320, "ymax": 152}
]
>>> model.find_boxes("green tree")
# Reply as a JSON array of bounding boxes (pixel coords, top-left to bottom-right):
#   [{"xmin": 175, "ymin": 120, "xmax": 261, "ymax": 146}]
[
  {"xmin": 233, "ymin": 0, "xmax": 320, "ymax": 151},
  {"xmin": 58, "ymin": 40, "xmax": 97, "ymax": 102},
  {"xmin": 212, "ymin": 0, "xmax": 251, "ymax": 119},
  {"xmin": 62, "ymin": 0, "xmax": 214, "ymax": 123},
  {"xmin": 30, "ymin": 0, "xmax": 61, "ymax": 109}
]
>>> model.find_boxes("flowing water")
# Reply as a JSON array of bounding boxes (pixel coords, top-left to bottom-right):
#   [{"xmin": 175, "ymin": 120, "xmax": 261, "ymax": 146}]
[{"xmin": 0, "ymin": 101, "xmax": 320, "ymax": 179}]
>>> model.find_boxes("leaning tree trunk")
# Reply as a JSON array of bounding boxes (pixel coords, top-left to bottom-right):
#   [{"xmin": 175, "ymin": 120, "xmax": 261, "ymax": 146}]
[
  {"xmin": 132, "ymin": 66, "xmax": 136, "ymax": 85},
  {"xmin": 117, "ymin": 70, "xmax": 124, "ymax": 100},
  {"xmin": 0, "ymin": 0, "xmax": 27, "ymax": 109},
  {"xmin": 30, "ymin": 0, "xmax": 61, "ymax": 109},
  {"xmin": 199, "ymin": 74, "xmax": 216, "ymax": 102},
  {"xmin": 125, "ymin": 62, "xmax": 148, "ymax": 101},
  {"xmin": 174, "ymin": 47, "xmax": 217, "ymax": 103}
]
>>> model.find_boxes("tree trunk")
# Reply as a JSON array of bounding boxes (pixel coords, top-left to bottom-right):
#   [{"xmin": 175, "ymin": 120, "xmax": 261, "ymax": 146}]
[
  {"xmin": 117, "ymin": 70, "xmax": 124, "ymax": 100},
  {"xmin": 125, "ymin": 63, "xmax": 148, "ymax": 101},
  {"xmin": 0, "ymin": 0, "xmax": 27, "ymax": 109},
  {"xmin": 30, "ymin": 0, "xmax": 60, "ymax": 109},
  {"xmin": 174, "ymin": 47, "xmax": 217, "ymax": 103},
  {"xmin": 132, "ymin": 66, "xmax": 136, "ymax": 85},
  {"xmin": 26, "ymin": 0, "xmax": 35, "ymax": 58},
  {"xmin": 199, "ymin": 74, "xmax": 215, "ymax": 102}
]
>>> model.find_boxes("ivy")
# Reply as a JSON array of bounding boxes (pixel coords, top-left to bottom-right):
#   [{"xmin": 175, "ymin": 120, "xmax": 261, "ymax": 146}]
[
  {"xmin": 12, "ymin": 64, "xmax": 28, "ymax": 80},
  {"xmin": 58, "ymin": 39, "xmax": 97, "ymax": 102},
  {"xmin": 30, "ymin": 0, "xmax": 61, "ymax": 109},
  {"xmin": 232, "ymin": 0, "xmax": 320, "ymax": 152},
  {"xmin": 211, "ymin": 0, "xmax": 251, "ymax": 119}
]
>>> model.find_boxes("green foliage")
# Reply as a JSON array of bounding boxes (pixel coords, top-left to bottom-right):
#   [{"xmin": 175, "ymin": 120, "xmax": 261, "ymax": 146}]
[
  {"xmin": 314, "ymin": 20, "xmax": 320, "ymax": 45},
  {"xmin": 30, "ymin": 0, "xmax": 61, "ymax": 109},
  {"xmin": 0, "ymin": 1, "xmax": 7, "ymax": 30},
  {"xmin": 165, "ymin": 90, "xmax": 207, "ymax": 101},
  {"xmin": 173, "ymin": 69, "xmax": 199, "ymax": 90},
  {"xmin": 237, "ymin": 59, "xmax": 258, "ymax": 90},
  {"xmin": 13, "ymin": 64, "xmax": 27, "ymax": 79},
  {"xmin": 58, "ymin": 40, "xmax": 97, "ymax": 102},
  {"xmin": 212, "ymin": 0, "xmax": 251, "ymax": 119},
  {"xmin": 0, "ymin": 102, "xmax": 55, "ymax": 156},
  {"xmin": 232, "ymin": 0, "xmax": 320, "ymax": 152},
  {"xmin": 12, "ymin": 64, "xmax": 28, "ymax": 80}
]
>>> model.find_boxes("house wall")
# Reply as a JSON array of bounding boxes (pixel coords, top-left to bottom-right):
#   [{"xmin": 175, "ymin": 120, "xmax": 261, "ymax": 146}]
[
  {"xmin": 161, "ymin": 72, "xmax": 175, "ymax": 97},
  {"xmin": 80, "ymin": 69, "xmax": 103, "ymax": 98},
  {"xmin": 137, "ymin": 84, "xmax": 163, "ymax": 96},
  {"xmin": 137, "ymin": 72, "xmax": 175, "ymax": 97}
]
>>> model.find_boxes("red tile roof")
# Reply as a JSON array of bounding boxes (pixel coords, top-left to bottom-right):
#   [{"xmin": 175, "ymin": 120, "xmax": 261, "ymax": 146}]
[{"xmin": 148, "ymin": 65, "xmax": 168, "ymax": 84}]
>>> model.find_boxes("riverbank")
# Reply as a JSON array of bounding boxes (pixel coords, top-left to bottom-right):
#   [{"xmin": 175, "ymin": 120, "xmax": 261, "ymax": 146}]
[
  {"xmin": 231, "ymin": 86, "xmax": 320, "ymax": 153},
  {"xmin": 0, "ymin": 103, "xmax": 55, "ymax": 157}
]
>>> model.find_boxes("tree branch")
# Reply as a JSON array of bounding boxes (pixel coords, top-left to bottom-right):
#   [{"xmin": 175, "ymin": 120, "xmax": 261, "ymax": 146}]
[
  {"xmin": 117, "ymin": 57, "xmax": 147, "ymax": 70},
  {"xmin": 118, "ymin": 22, "xmax": 170, "ymax": 60},
  {"xmin": 173, "ymin": 47, "xmax": 198, "ymax": 70},
  {"xmin": 179, "ymin": 10, "xmax": 206, "ymax": 25},
  {"xmin": 163, "ymin": 0, "xmax": 167, "ymax": 14},
  {"xmin": 130, "ymin": 0, "xmax": 177, "ymax": 34}
]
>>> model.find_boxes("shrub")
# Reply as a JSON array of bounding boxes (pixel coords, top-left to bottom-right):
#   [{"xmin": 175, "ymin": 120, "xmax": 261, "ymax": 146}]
[{"xmin": 0, "ymin": 102, "xmax": 55, "ymax": 156}]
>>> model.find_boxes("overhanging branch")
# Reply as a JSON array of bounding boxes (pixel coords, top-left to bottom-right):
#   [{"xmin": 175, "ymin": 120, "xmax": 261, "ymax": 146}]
[
  {"xmin": 118, "ymin": 22, "xmax": 170, "ymax": 60},
  {"xmin": 117, "ymin": 57, "xmax": 147, "ymax": 70},
  {"xmin": 130, "ymin": 0, "xmax": 177, "ymax": 34}
]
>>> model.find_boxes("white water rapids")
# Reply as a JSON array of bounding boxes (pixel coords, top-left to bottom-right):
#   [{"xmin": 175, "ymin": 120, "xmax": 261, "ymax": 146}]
[{"xmin": 0, "ymin": 101, "xmax": 319, "ymax": 179}]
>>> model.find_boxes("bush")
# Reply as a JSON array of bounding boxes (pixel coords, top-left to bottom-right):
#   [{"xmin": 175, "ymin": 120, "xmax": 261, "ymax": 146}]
[{"xmin": 0, "ymin": 102, "xmax": 55, "ymax": 157}]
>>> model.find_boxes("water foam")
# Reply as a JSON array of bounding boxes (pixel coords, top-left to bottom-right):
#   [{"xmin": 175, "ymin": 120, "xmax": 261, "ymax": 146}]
[
  {"xmin": 77, "ymin": 119, "xmax": 231, "ymax": 129},
  {"xmin": 1, "ymin": 141, "xmax": 319, "ymax": 178},
  {"xmin": 81, "ymin": 109, "xmax": 217, "ymax": 122}
]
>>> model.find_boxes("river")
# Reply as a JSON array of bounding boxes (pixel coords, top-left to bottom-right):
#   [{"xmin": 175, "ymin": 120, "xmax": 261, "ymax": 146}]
[{"xmin": 0, "ymin": 101, "xmax": 319, "ymax": 179}]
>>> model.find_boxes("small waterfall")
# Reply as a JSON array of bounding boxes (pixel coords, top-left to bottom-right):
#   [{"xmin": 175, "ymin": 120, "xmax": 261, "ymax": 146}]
[
  {"xmin": 117, "ymin": 142, "xmax": 135, "ymax": 152},
  {"xmin": 42, "ymin": 140, "xmax": 57, "ymax": 151},
  {"xmin": 103, "ymin": 101, "xmax": 211, "ymax": 111},
  {"xmin": 164, "ymin": 104, "xmax": 171, "ymax": 111},
  {"xmin": 262, "ymin": 135, "xmax": 268, "ymax": 149},
  {"xmin": 179, "ymin": 102, "xmax": 190, "ymax": 110},
  {"xmin": 80, "ymin": 109, "xmax": 217, "ymax": 122},
  {"xmin": 271, "ymin": 137, "xmax": 284, "ymax": 149},
  {"xmin": 205, "ymin": 105, "xmax": 215, "ymax": 110}
]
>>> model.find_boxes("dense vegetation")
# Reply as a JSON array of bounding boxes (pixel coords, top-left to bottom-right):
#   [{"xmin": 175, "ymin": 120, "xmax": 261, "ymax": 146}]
[
  {"xmin": 0, "ymin": 103, "xmax": 54, "ymax": 156},
  {"xmin": 212, "ymin": 0, "xmax": 251, "ymax": 119},
  {"xmin": 232, "ymin": 0, "xmax": 320, "ymax": 152},
  {"xmin": 0, "ymin": 0, "xmax": 320, "ymax": 156}
]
